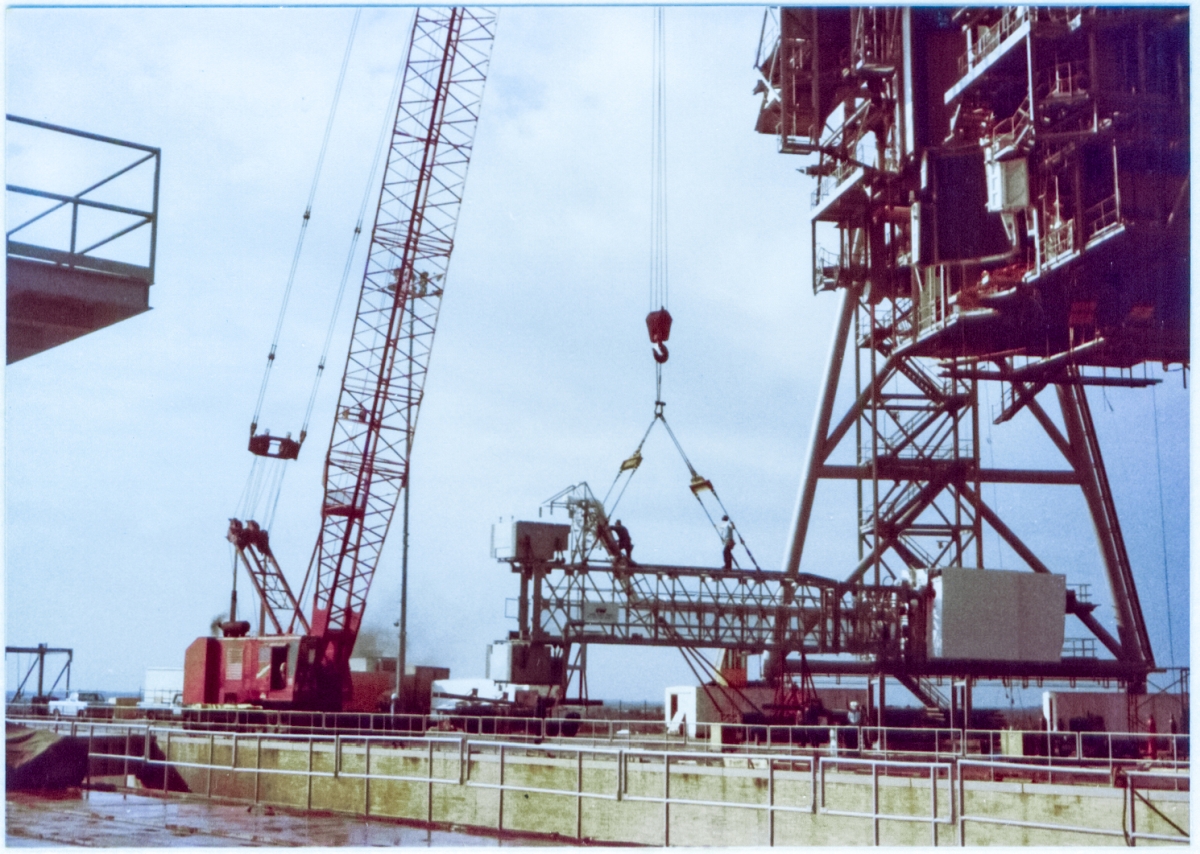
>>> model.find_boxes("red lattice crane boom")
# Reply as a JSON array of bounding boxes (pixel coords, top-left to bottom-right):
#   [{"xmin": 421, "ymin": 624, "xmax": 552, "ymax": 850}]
[{"xmin": 185, "ymin": 7, "xmax": 496, "ymax": 711}]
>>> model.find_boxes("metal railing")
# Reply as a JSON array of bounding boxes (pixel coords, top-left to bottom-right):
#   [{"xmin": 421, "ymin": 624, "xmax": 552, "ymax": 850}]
[
  {"xmin": 1039, "ymin": 60, "xmax": 1089, "ymax": 101},
  {"xmin": 64, "ymin": 722, "xmax": 824, "ymax": 847},
  {"xmin": 819, "ymin": 755, "xmax": 953, "ymax": 845},
  {"xmin": 14, "ymin": 714, "xmax": 1188, "ymax": 775},
  {"xmin": 812, "ymin": 240, "xmax": 867, "ymax": 294},
  {"xmin": 1084, "ymin": 193, "xmax": 1122, "ymax": 242},
  {"xmin": 811, "ymin": 103, "xmax": 872, "ymax": 206},
  {"xmin": 958, "ymin": 7, "xmax": 1028, "ymax": 77},
  {"xmin": 989, "ymin": 97, "xmax": 1031, "ymax": 156},
  {"xmin": 19, "ymin": 719, "xmax": 1187, "ymax": 846},
  {"xmin": 1062, "ymin": 637, "xmax": 1099, "ymax": 659},
  {"xmin": 1042, "ymin": 217, "xmax": 1076, "ymax": 264},
  {"xmin": 6, "ymin": 115, "xmax": 160, "ymax": 284},
  {"xmin": 956, "ymin": 758, "xmax": 1189, "ymax": 845},
  {"xmin": 812, "ymin": 162, "xmax": 868, "ymax": 208}
]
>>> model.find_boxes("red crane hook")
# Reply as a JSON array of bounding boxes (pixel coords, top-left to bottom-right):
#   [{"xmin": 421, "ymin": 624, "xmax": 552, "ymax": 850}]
[{"xmin": 646, "ymin": 307, "xmax": 672, "ymax": 364}]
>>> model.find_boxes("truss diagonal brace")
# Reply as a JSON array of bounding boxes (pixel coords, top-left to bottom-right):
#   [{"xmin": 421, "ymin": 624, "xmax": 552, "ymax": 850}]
[
  {"xmin": 845, "ymin": 468, "xmax": 953, "ymax": 584},
  {"xmin": 959, "ymin": 482, "xmax": 1123, "ymax": 659},
  {"xmin": 233, "ymin": 543, "xmax": 310, "ymax": 636},
  {"xmin": 1056, "ymin": 379, "xmax": 1153, "ymax": 666}
]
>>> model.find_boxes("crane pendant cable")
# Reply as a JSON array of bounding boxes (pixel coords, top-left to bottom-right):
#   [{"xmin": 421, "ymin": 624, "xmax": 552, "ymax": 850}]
[
  {"xmin": 235, "ymin": 22, "xmax": 412, "ymax": 537},
  {"xmin": 235, "ymin": 10, "xmax": 371, "ymax": 540},
  {"xmin": 247, "ymin": 9, "xmax": 362, "ymax": 462}
]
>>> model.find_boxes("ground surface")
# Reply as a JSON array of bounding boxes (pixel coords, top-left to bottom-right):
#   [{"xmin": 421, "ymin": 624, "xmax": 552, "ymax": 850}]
[{"xmin": 6, "ymin": 789, "xmax": 558, "ymax": 847}]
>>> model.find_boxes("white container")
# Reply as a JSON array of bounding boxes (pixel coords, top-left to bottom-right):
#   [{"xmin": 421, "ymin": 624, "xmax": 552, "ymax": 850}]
[
  {"xmin": 143, "ymin": 667, "xmax": 183, "ymax": 705},
  {"xmin": 930, "ymin": 568, "xmax": 1065, "ymax": 662}
]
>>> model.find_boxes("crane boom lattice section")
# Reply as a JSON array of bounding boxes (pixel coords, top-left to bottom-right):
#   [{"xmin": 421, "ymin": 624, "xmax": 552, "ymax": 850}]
[
  {"xmin": 312, "ymin": 8, "xmax": 496, "ymax": 654},
  {"xmin": 229, "ymin": 520, "xmax": 310, "ymax": 636}
]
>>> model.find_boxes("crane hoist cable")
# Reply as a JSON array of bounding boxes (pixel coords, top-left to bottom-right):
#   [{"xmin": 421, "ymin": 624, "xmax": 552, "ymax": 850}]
[
  {"xmin": 248, "ymin": 9, "xmax": 361, "ymax": 460},
  {"xmin": 647, "ymin": 7, "xmax": 671, "ymax": 391},
  {"xmin": 298, "ymin": 23, "xmax": 413, "ymax": 451},
  {"xmin": 649, "ymin": 7, "xmax": 667, "ymax": 315},
  {"xmin": 597, "ymin": 11, "xmax": 764, "ymax": 715},
  {"xmin": 236, "ymin": 10, "xmax": 373, "ymax": 536},
  {"xmin": 600, "ymin": 6, "xmax": 760, "ymax": 572}
]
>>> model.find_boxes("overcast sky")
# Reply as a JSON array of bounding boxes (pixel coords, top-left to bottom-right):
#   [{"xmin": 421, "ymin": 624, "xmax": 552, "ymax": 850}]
[{"xmin": 4, "ymin": 6, "xmax": 1189, "ymax": 706}]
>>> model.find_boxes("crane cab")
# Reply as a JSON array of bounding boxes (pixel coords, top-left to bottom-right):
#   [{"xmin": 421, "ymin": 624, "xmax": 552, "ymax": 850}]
[{"xmin": 184, "ymin": 635, "xmax": 329, "ymax": 708}]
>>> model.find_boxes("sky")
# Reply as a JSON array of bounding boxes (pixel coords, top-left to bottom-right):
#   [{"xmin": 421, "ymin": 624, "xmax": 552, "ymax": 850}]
[{"xmin": 4, "ymin": 6, "xmax": 1190, "ymax": 707}]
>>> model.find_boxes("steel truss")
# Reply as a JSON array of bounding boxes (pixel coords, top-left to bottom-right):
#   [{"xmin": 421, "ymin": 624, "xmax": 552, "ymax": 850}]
[
  {"xmin": 506, "ymin": 558, "xmax": 1150, "ymax": 684},
  {"xmin": 498, "ymin": 6, "xmax": 1183, "ymax": 710},
  {"xmin": 228, "ymin": 521, "xmax": 310, "ymax": 636},
  {"xmin": 763, "ymin": 6, "xmax": 1185, "ymax": 693},
  {"xmin": 191, "ymin": 10, "xmax": 497, "ymax": 712},
  {"xmin": 782, "ymin": 284, "xmax": 1154, "ymax": 672},
  {"xmin": 5, "ymin": 645, "xmax": 73, "ymax": 700},
  {"xmin": 306, "ymin": 8, "xmax": 496, "ymax": 686},
  {"xmin": 236, "ymin": 10, "xmax": 496, "ymax": 664}
]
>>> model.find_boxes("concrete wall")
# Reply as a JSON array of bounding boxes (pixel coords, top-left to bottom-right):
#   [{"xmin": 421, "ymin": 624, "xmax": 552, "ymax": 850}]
[{"xmin": 160, "ymin": 733, "xmax": 1188, "ymax": 846}]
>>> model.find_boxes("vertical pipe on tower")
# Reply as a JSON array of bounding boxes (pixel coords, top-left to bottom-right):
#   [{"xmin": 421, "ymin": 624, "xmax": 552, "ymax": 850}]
[{"xmin": 782, "ymin": 282, "xmax": 860, "ymax": 576}]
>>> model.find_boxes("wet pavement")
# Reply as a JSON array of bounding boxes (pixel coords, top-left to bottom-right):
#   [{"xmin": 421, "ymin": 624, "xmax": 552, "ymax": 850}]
[{"xmin": 6, "ymin": 789, "xmax": 564, "ymax": 847}]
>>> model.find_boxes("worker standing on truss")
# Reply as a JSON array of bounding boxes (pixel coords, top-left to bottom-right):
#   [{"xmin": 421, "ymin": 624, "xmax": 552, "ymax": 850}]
[
  {"xmin": 610, "ymin": 519, "xmax": 634, "ymax": 564},
  {"xmin": 719, "ymin": 515, "xmax": 735, "ymax": 570},
  {"xmin": 592, "ymin": 7, "xmax": 761, "ymax": 575}
]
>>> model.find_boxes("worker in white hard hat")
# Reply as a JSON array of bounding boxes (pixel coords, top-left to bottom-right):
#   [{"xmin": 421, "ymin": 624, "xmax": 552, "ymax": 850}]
[{"xmin": 720, "ymin": 515, "xmax": 735, "ymax": 570}]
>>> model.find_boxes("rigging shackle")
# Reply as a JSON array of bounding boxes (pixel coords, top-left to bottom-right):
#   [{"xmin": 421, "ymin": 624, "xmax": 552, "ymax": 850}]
[{"xmin": 646, "ymin": 307, "xmax": 673, "ymax": 364}]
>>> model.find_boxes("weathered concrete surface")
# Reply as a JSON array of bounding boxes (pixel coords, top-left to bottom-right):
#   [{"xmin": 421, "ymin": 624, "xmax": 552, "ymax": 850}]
[
  {"xmin": 164, "ymin": 734, "xmax": 1189, "ymax": 846},
  {"xmin": 5, "ymin": 789, "xmax": 553, "ymax": 847}
]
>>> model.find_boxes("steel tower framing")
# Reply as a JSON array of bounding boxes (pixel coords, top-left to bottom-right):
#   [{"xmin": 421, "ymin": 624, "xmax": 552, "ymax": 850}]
[
  {"xmin": 754, "ymin": 6, "xmax": 1187, "ymax": 691},
  {"xmin": 500, "ymin": 7, "xmax": 1186, "ymax": 710}
]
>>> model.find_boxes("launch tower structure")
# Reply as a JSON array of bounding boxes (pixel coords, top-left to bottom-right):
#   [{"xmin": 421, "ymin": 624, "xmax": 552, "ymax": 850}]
[{"xmin": 753, "ymin": 6, "xmax": 1188, "ymax": 696}]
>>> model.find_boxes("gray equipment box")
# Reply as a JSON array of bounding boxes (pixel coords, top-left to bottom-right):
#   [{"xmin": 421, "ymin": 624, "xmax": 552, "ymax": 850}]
[
  {"xmin": 496, "ymin": 521, "xmax": 570, "ymax": 561},
  {"xmin": 929, "ymin": 567, "xmax": 1065, "ymax": 662}
]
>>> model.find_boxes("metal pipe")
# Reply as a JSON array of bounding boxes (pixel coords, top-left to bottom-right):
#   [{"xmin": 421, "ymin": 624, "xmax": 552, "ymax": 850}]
[
  {"xmin": 6, "ymin": 114, "xmax": 161, "ymax": 152},
  {"xmin": 148, "ymin": 151, "xmax": 160, "ymax": 281},
  {"xmin": 497, "ymin": 744, "xmax": 505, "ymax": 831},
  {"xmin": 782, "ymin": 281, "xmax": 860, "ymax": 576},
  {"xmin": 575, "ymin": 749, "xmax": 584, "ymax": 839},
  {"xmin": 6, "ymin": 184, "xmax": 154, "ymax": 219},
  {"xmin": 427, "ymin": 740, "xmax": 435, "ymax": 822}
]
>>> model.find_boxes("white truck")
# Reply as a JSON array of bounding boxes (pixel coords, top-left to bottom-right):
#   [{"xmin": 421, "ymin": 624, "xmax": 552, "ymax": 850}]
[{"xmin": 47, "ymin": 691, "xmax": 109, "ymax": 718}]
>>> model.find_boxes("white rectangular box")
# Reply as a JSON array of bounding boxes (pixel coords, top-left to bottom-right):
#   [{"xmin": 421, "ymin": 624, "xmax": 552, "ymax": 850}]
[
  {"xmin": 487, "ymin": 642, "xmax": 512, "ymax": 682},
  {"xmin": 985, "ymin": 154, "xmax": 1029, "ymax": 212},
  {"xmin": 492, "ymin": 521, "xmax": 570, "ymax": 560},
  {"xmin": 143, "ymin": 667, "xmax": 183, "ymax": 704},
  {"xmin": 930, "ymin": 568, "xmax": 1065, "ymax": 662}
]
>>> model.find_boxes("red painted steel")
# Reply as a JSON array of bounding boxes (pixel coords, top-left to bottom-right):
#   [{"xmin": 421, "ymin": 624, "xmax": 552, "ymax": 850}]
[{"xmin": 192, "ymin": 7, "xmax": 496, "ymax": 711}]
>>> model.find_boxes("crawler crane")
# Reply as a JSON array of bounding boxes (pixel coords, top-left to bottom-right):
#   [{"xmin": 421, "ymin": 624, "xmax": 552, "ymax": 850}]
[{"xmin": 183, "ymin": 8, "xmax": 496, "ymax": 712}]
